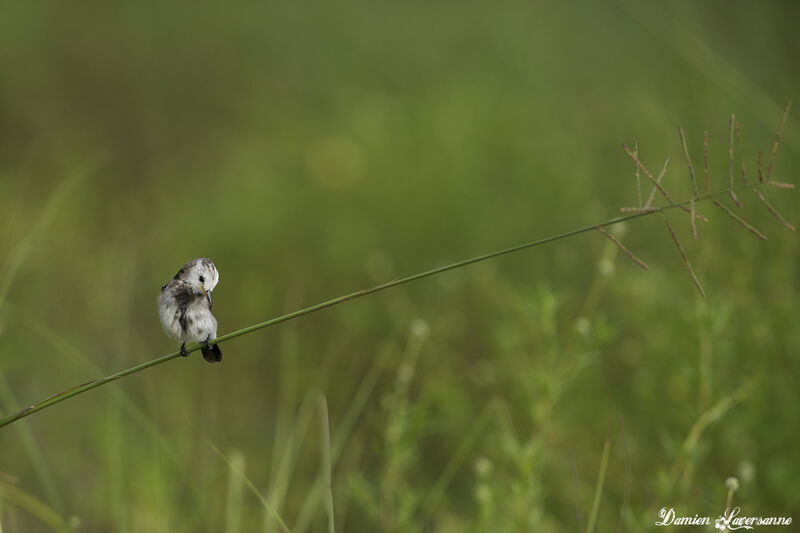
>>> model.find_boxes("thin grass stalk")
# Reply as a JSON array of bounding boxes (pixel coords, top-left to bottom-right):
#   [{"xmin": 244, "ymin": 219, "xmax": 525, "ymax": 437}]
[
  {"xmin": 679, "ymin": 127, "xmax": 699, "ymax": 196},
  {"xmin": 765, "ymin": 181, "xmax": 795, "ymax": 189},
  {"xmin": 298, "ymin": 313, "xmax": 416, "ymax": 532},
  {"xmin": 0, "ymin": 372, "xmax": 63, "ymax": 514},
  {"xmin": 712, "ymin": 200, "xmax": 768, "ymax": 241},
  {"xmin": 289, "ymin": 347, "xmax": 393, "ymax": 529},
  {"xmin": 690, "ymin": 199, "xmax": 698, "ymax": 240},
  {"xmin": 624, "ymin": 147, "xmax": 707, "ymax": 220},
  {"xmin": 586, "ymin": 438, "xmax": 611, "ymax": 533},
  {"xmin": 224, "ymin": 451, "xmax": 246, "ymax": 533},
  {"xmin": 24, "ymin": 314, "xmax": 207, "ymax": 510},
  {"xmin": 623, "ymin": 205, "xmax": 706, "ymax": 222},
  {"xmin": 106, "ymin": 399, "xmax": 126, "ymax": 532},
  {"xmin": 0, "ymin": 480, "xmax": 67, "ymax": 531},
  {"xmin": 664, "ymin": 218, "xmax": 705, "ymax": 298},
  {"xmin": 331, "ymin": 345, "xmax": 393, "ymax": 461},
  {"xmin": 633, "ymin": 140, "xmax": 641, "ymax": 206},
  {"xmin": 620, "ymin": 207, "xmax": 659, "ymax": 214},
  {"xmin": 666, "ymin": 381, "xmax": 755, "ymax": 493},
  {"xmin": 725, "ymin": 478, "xmax": 740, "ymax": 513},
  {"xmin": 728, "ymin": 114, "xmax": 734, "ymax": 187},
  {"xmin": 704, "ymin": 131, "xmax": 710, "ymax": 194},
  {"xmin": 317, "ymin": 396, "xmax": 335, "ymax": 533},
  {"xmin": 623, "ymin": 145, "xmax": 674, "ymax": 204},
  {"xmin": 0, "ymin": 161, "xmax": 98, "ymax": 313},
  {"xmin": 262, "ymin": 391, "xmax": 318, "ymax": 533},
  {"xmin": 265, "ymin": 329, "xmax": 304, "ymax": 526},
  {"xmin": 752, "ymin": 189, "xmax": 795, "ymax": 231},
  {"xmin": 736, "ymin": 121, "xmax": 747, "ymax": 186},
  {"xmin": 594, "ymin": 227, "xmax": 648, "ymax": 270},
  {"xmin": 421, "ymin": 400, "xmax": 497, "ymax": 519},
  {"xmin": 617, "ymin": 422, "xmax": 633, "ymax": 531},
  {"xmin": 210, "ymin": 443, "xmax": 292, "ymax": 533},
  {"xmin": 767, "ymin": 101, "xmax": 792, "ymax": 182},
  {"xmin": 728, "ymin": 114, "xmax": 741, "ymax": 207},
  {"xmin": 568, "ymin": 450, "xmax": 586, "ymax": 532},
  {"xmin": 644, "ymin": 156, "xmax": 671, "ymax": 208}
]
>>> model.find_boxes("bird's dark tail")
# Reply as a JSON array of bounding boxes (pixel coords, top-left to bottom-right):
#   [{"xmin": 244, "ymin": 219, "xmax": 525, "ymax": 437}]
[{"xmin": 201, "ymin": 343, "xmax": 223, "ymax": 363}]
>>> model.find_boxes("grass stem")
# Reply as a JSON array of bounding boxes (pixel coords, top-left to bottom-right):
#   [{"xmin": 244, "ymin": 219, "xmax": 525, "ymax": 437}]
[
  {"xmin": 585, "ymin": 438, "xmax": 611, "ymax": 533},
  {"xmin": 0, "ymin": 185, "xmax": 785, "ymax": 430}
]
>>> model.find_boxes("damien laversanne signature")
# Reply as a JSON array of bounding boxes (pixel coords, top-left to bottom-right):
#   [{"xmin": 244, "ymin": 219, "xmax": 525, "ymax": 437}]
[{"xmin": 656, "ymin": 507, "xmax": 792, "ymax": 530}]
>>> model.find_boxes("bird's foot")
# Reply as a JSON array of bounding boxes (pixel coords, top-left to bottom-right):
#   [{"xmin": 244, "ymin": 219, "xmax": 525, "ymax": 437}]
[
  {"xmin": 180, "ymin": 343, "xmax": 189, "ymax": 357},
  {"xmin": 202, "ymin": 335, "xmax": 211, "ymax": 349}
]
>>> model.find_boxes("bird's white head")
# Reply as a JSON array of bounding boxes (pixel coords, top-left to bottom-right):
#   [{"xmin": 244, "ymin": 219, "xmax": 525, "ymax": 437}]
[{"xmin": 174, "ymin": 257, "xmax": 219, "ymax": 305}]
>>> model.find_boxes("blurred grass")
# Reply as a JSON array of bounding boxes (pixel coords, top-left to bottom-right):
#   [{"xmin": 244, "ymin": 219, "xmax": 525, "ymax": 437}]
[{"xmin": 0, "ymin": 1, "xmax": 798, "ymax": 531}]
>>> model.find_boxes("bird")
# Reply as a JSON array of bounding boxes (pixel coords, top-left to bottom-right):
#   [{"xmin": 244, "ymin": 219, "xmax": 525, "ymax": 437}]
[{"xmin": 158, "ymin": 257, "xmax": 223, "ymax": 362}]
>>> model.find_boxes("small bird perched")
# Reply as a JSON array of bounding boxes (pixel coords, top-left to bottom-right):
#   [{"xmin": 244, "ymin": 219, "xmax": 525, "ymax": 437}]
[{"xmin": 159, "ymin": 257, "xmax": 223, "ymax": 362}]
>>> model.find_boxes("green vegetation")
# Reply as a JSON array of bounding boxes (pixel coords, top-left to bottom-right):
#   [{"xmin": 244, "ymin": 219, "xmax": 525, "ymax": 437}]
[{"xmin": 0, "ymin": 1, "xmax": 798, "ymax": 531}]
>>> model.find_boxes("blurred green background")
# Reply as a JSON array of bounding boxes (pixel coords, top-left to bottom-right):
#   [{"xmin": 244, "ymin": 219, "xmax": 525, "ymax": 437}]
[{"xmin": 0, "ymin": 1, "xmax": 798, "ymax": 531}]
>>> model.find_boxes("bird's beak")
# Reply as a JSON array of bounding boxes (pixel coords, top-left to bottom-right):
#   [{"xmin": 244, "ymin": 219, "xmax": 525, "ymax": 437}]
[{"xmin": 201, "ymin": 286, "xmax": 213, "ymax": 308}]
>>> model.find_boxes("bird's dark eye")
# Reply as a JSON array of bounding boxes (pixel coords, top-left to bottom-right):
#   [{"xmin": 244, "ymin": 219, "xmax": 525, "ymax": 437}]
[{"xmin": 199, "ymin": 276, "xmax": 205, "ymax": 283}]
